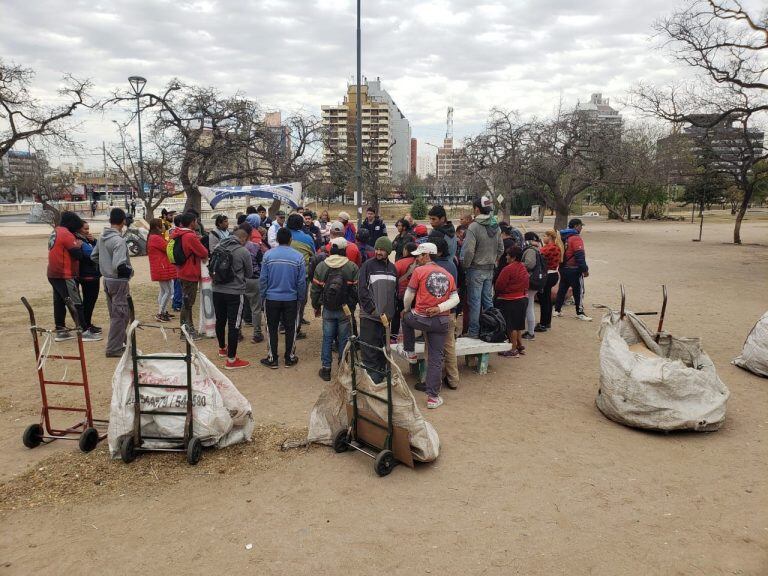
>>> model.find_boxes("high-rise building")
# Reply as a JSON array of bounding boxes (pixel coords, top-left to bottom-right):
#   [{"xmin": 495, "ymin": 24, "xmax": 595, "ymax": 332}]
[
  {"xmin": 575, "ymin": 93, "xmax": 622, "ymax": 129},
  {"xmin": 1, "ymin": 150, "xmax": 46, "ymax": 181},
  {"xmin": 410, "ymin": 138, "xmax": 417, "ymax": 176},
  {"xmin": 435, "ymin": 138, "xmax": 467, "ymax": 181},
  {"xmin": 322, "ymin": 78, "xmax": 411, "ymax": 183},
  {"xmin": 416, "ymin": 154, "xmax": 435, "ymax": 178}
]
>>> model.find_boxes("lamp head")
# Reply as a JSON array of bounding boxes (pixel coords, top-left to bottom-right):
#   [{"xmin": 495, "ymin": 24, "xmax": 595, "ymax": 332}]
[{"xmin": 128, "ymin": 76, "xmax": 147, "ymax": 96}]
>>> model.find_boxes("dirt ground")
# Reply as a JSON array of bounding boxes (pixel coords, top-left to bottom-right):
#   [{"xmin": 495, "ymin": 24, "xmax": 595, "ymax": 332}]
[{"xmin": 0, "ymin": 218, "xmax": 766, "ymax": 575}]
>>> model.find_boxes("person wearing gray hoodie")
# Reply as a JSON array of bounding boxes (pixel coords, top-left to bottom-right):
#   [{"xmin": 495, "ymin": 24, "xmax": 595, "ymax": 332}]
[
  {"xmin": 211, "ymin": 229, "xmax": 253, "ymax": 369},
  {"xmin": 91, "ymin": 208, "xmax": 133, "ymax": 357},
  {"xmin": 460, "ymin": 196, "xmax": 504, "ymax": 338}
]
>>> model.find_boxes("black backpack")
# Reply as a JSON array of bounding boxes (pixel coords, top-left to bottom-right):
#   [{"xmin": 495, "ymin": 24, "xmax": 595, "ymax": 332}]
[
  {"xmin": 322, "ymin": 267, "xmax": 347, "ymax": 311},
  {"xmin": 524, "ymin": 246, "xmax": 547, "ymax": 291},
  {"xmin": 479, "ymin": 307, "xmax": 507, "ymax": 343},
  {"xmin": 167, "ymin": 234, "xmax": 187, "ymax": 266},
  {"xmin": 209, "ymin": 247, "xmax": 235, "ymax": 284}
]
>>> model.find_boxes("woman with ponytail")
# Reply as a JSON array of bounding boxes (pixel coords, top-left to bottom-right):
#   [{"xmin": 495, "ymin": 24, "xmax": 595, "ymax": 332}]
[{"xmin": 536, "ymin": 229, "xmax": 563, "ymax": 331}]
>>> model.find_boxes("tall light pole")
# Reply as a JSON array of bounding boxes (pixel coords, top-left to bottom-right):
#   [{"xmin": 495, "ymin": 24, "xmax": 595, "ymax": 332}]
[
  {"xmin": 355, "ymin": 0, "xmax": 363, "ymax": 227},
  {"xmin": 128, "ymin": 76, "xmax": 146, "ymax": 209}
]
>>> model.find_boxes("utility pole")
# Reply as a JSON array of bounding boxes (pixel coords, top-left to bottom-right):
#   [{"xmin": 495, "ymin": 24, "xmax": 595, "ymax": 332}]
[{"xmin": 355, "ymin": 0, "xmax": 363, "ymax": 227}]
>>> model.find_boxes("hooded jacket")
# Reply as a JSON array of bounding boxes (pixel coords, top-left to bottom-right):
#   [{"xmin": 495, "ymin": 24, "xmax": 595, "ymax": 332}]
[
  {"xmin": 360, "ymin": 217, "xmax": 387, "ymax": 245},
  {"xmin": 358, "ymin": 256, "xmax": 397, "ymax": 323},
  {"xmin": 75, "ymin": 234, "xmax": 100, "ymax": 280},
  {"xmin": 170, "ymin": 227, "xmax": 208, "ymax": 282},
  {"xmin": 310, "ymin": 254, "xmax": 359, "ymax": 311},
  {"xmin": 560, "ymin": 228, "xmax": 588, "ymax": 273},
  {"xmin": 430, "ymin": 221, "xmax": 458, "ymax": 260},
  {"xmin": 211, "ymin": 236, "xmax": 253, "ymax": 295},
  {"xmin": 91, "ymin": 226, "xmax": 133, "ymax": 280},
  {"xmin": 147, "ymin": 233, "xmax": 176, "ymax": 282},
  {"xmin": 460, "ymin": 214, "xmax": 504, "ymax": 270}
]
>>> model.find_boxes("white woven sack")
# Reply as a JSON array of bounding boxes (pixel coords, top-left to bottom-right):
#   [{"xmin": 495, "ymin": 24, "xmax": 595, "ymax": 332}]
[{"xmin": 732, "ymin": 311, "xmax": 768, "ymax": 377}]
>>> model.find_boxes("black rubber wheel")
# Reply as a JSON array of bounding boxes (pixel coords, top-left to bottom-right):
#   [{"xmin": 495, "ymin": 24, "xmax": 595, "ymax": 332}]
[
  {"xmin": 333, "ymin": 428, "xmax": 349, "ymax": 453},
  {"xmin": 78, "ymin": 427, "xmax": 100, "ymax": 453},
  {"xmin": 374, "ymin": 449, "xmax": 395, "ymax": 477},
  {"xmin": 187, "ymin": 437, "xmax": 202, "ymax": 465},
  {"xmin": 22, "ymin": 423, "xmax": 43, "ymax": 449},
  {"xmin": 120, "ymin": 435, "xmax": 137, "ymax": 464}
]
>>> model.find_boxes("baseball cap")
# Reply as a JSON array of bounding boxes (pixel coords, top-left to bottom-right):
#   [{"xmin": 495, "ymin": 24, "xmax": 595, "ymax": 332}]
[
  {"xmin": 480, "ymin": 195, "xmax": 493, "ymax": 209},
  {"xmin": 330, "ymin": 221, "xmax": 345, "ymax": 233},
  {"xmin": 330, "ymin": 237, "xmax": 348, "ymax": 249},
  {"xmin": 338, "ymin": 211, "xmax": 350, "ymax": 221},
  {"xmin": 412, "ymin": 242, "xmax": 437, "ymax": 256}
]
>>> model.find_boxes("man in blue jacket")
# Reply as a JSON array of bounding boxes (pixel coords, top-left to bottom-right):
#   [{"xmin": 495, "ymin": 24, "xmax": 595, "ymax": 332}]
[{"xmin": 259, "ymin": 227, "xmax": 307, "ymax": 368}]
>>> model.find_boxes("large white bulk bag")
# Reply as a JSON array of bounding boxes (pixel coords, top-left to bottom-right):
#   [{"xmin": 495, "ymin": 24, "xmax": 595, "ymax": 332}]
[
  {"xmin": 597, "ymin": 311, "xmax": 729, "ymax": 432},
  {"xmin": 107, "ymin": 322, "xmax": 254, "ymax": 457},
  {"xmin": 732, "ymin": 311, "xmax": 768, "ymax": 377}
]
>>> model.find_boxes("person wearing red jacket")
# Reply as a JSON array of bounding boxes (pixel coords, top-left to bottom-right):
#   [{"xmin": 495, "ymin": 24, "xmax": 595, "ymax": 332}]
[
  {"xmin": 494, "ymin": 245, "xmax": 529, "ymax": 357},
  {"xmin": 170, "ymin": 212, "xmax": 209, "ymax": 338},
  {"xmin": 555, "ymin": 218, "xmax": 592, "ymax": 322},
  {"xmin": 147, "ymin": 218, "xmax": 177, "ymax": 323}
]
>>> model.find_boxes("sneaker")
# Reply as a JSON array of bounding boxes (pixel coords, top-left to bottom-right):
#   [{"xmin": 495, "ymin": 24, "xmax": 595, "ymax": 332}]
[
  {"xmin": 88, "ymin": 325, "xmax": 102, "ymax": 334},
  {"xmin": 396, "ymin": 343, "xmax": 418, "ymax": 363},
  {"xmin": 180, "ymin": 329, "xmax": 202, "ymax": 341},
  {"xmin": 260, "ymin": 357, "xmax": 279, "ymax": 369},
  {"xmin": 54, "ymin": 330, "xmax": 74, "ymax": 342},
  {"xmin": 225, "ymin": 358, "xmax": 250, "ymax": 370},
  {"xmin": 517, "ymin": 344, "xmax": 526, "ymax": 352},
  {"xmin": 443, "ymin": 376, "xmax": 458, "ymax": 390},
  {"xmin": 522, "ymin": 332, "xmax": 535, "ymax": 340},
  {"xmin": 295, "ymin": 332, "xmax": 307, "ymax": 340},
  {"xmin": 252, "ymin": 333, "xmax": 264, "ymax": 344},
  {"xmin": 318, "ymin": 366, "xmax": 332, "ymax": 381},
  {"xmin": 81, "ymin": 329, "xmax": 103, "ymax": 342},
  {"xmin": 415, "ymin": 382, "xmax": 426, "ymax": 392},
  {"xmin": 427, "ymin": 395, "xmax": 444, "ymax": 409},
  {"xmin": 217, "ymin": 348, "xmax": 227, "ymax": 358},
  {"xmin": 534, "ymin": 324, "xmax": 548, "ymax": 333},
  {"xmin": 106, "ymin": 347, "xmax": 126, "ymax": 358},
  {"xmin": 577, "ymin": 313, "xmax": 593, "ymax": 322},
  {"xmin": 300, "ymin": 318, "xmax": 310, "ymax": 326},
  {"xmin": 553, "ymin": 311, "xmax": 562, "ymax": 318},
  {"xmin": 284, "ymin": 356, "xmax": 299, "ymax": 367},
  {"xmin": 499, "ymin": 349, "xmax": 519, "ymax": 358},
  {"xmin": 155, "ymin": 313, "xmax": 169, "ymax": 323}
]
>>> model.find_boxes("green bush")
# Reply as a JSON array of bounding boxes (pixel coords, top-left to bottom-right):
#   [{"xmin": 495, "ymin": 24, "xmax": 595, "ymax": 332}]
[{"xmin": 411, "ymin": 195, "xmax": 427, "ymax": 220}]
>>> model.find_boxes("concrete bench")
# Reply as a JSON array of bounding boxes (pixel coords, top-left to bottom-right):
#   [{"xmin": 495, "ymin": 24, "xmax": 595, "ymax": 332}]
[{"xmin": 395, "ymin": 337, "xmax": 512, "ymax": 383}]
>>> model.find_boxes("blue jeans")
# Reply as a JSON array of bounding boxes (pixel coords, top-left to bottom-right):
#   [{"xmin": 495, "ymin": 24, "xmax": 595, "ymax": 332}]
[
  {"xmin": 172, "ymin": 279, "xmax": 183, "ymax": 310},
  {"xmin": 466, "ymin": 267, "xmax": 494, "ymax": 337},
  {"xmin": 321, "ymin": 308, "xmax": 351, "ymax": 368}
]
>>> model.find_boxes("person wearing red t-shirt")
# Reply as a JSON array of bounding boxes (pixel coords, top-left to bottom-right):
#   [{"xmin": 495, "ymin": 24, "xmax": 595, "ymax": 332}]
[
  {"xmin": 392, "ymin": 241, "xmax": 418, "ymax": 341},
  {"xmin": 398, "ymin": 242, "xmax": 459, "ymax": 410},
  {"xmin": 47, "ymin": 211, "xmax": 99, "ymax": 342},
  {"xmin": 494, "ymin": 245, "xmax": 529, "ymax": 357}
]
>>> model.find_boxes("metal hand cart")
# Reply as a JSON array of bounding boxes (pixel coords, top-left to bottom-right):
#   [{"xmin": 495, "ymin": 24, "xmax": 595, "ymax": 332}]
[
  {"xmin": 333, "ymin": 308, "xmax": 407, "ymax": 477},
  {"xmin": 620, "ymin": 284, "xmax": 668, "ymax": 343},
  {"xmin": 118, "ymin": 323, "xmax": 203, "ymax": 465},
  {"xmin": 20, "ymin": 296, "xmax": 107, "ymax": 453}
]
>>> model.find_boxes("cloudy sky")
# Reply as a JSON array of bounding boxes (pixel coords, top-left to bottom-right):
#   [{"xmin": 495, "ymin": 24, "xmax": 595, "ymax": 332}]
[{"xmin": 0, "ymin": 0, "xmax": 728, "ymax": 166}]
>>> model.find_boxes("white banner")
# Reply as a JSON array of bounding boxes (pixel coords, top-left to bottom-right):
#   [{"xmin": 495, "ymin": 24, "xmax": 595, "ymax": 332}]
[{"xmin": 200, "ymin": 183, "xmax": 303, "ymax": 210}]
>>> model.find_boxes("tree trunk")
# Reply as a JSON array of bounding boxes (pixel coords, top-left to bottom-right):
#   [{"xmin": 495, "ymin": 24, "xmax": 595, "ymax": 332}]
[
  {"xmin": 733, "ymin": 192, "xmax": 750, "ymax": 245},
  {"xmin": 641, "ymin": 202, "xmax": 649, "ymax": 220},
  {"xmin": 626, "ymin": 204, "xmax": 632, "ymax": 221},
  {"xmin": 553, "ymin": 200, "xmax": 570, "ymax": 231}
]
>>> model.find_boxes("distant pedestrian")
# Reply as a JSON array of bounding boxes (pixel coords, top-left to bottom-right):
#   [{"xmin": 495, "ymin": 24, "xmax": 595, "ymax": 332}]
[
  {"xmin": 317, "ymin": 210, "xmax": 332, "ymax": 244},
  {"xmin": 147, "ymin": 218, "xmax": 176, "ymax": 323},
  {"xmin": 239, "ymin": 222, "xmax": 265, "ymax": 343},
  {"xmin": 259, "ymin": 227, "xmax": 306, "ymax": 368},
  {"xmin": 555, "ymin": 218, "xmax": 592, "ymax": 322},
  {"xmin": 392, "ymin": 218, "xmax": 415, "ymax": 261},
  {"xmin": 536, "ymin": 229, "xmax": 563, "ymax": 332},
  {"xmin": 267, "ymin": 210, "xmax": 286, "ymax": 248},
  {"xmin": 90, "ymin": 199, "xmax": 97, "ymax": 218},
  {"xmin": 338, "ymin": 211, "xmax": 357, "ymax": 243},
  {"xmin": 208, "ymin": 214, "xmax": 231, "ymax": 252},
  {"xmin": 521, "ymin": 232, "xmax": 543, "ymax": 340},
  {"xmin": 494, "ymin": 245, "xmax": 529, "ymax": 358},
  {"xmin": 170, "ymin": 211, "xmax": 209, "ymax": 339},
  {"xmin": 91, "ymin": 208, "xmax": 133, "ymax": 356},
  {"xmin": 75, "ymin": 221, "xmax": 102, "ymax": 337}
]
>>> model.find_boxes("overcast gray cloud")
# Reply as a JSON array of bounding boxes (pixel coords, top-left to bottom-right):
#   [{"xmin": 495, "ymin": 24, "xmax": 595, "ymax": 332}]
[{"xmin": 1, "ymin": 0, "xmax": 703, "ymax": 165}]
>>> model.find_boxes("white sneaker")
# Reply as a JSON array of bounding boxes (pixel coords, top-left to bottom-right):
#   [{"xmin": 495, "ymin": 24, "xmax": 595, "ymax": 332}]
[
  {"xmin": 427, "ymin": 395, "xmax": 444, "ymax": 409},
  {"xmin": 553, "ymin": 311, "xmax": 562, "ymax": 318},
  {"xmin": 576, "ymin": 313, "xmax": 593, "ymax": 322},
  {"xmin": 81, "ymin": 329, "xmax": 103, "ymax": 342},
  {"xmin": 396, "ymin": 343, "xmax": 418, "ymax": 363}
]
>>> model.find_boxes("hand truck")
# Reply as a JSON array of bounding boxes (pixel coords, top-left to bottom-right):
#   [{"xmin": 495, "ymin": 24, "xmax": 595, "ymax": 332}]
[
  {"xmin": 20, "ymin": 296, "xmax": 107, "ymax": 453},
  {"xmin": 619, "ymin": 284, "xmax": 668, "ymax": 343},
  {"xmin": 118, "ymin": 323, "xmax": 203, "ymax": 465},
  {"xmin": 332, "ymin": 308, "xmax": 398, "ymax": 477}
]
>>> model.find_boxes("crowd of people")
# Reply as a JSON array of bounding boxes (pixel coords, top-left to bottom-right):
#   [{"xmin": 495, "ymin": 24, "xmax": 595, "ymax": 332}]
[{"xmin": 45, "ymin": 197, "xmax": 591, "ymax": 409}]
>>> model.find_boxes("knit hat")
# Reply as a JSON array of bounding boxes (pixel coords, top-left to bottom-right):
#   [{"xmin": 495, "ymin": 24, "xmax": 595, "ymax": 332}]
[
  {"xmin": 374, "ymin": 236, "xmax": 393, "ymax": 254},
  {"xmin": 245, "ymin": 213, "xmax": 261, "ymax": 228}
]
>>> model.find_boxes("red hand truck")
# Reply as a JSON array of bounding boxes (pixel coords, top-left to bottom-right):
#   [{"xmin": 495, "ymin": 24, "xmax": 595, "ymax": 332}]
[{"xmin": 20, "ymin": 296, "xmax": 107, "ymax": 453}]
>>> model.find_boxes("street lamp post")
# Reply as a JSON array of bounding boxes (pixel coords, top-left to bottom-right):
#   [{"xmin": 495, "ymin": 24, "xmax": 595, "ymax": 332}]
[
  {"xmin": 128, "ymin": 76, "xmax": 147, "ymax": 211},
  {"xmin": 355, "ymin": 0, "xmax": 363, "ymax": 227}
]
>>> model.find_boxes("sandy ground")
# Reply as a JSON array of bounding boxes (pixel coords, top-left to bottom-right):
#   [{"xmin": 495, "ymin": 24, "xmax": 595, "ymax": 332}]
[{"xmin": 0, "ymin": 218, "xmax": 767, "ymax": 575}]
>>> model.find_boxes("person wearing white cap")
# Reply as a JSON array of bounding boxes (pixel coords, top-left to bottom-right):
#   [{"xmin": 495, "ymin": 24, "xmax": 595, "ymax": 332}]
[
  {"xmin": 327, "ymin": 221, "xmax": 362, "ymax": 267},
  {"xmin": 398, "ymin": 242, "xmax": 460, "ymax": 409},
  {"xmin": 337, "ymin": 211, "xmax": 357, "ymax": 243}
]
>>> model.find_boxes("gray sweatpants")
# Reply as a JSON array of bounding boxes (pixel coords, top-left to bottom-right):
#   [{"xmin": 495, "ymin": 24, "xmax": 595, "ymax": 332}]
[
  {"xmin": 243, "ymin": 278, "xmax": 263, "ymax": 337},
  {"xmin": 104, "ymin": 278, "xmax": 130, "ymax": 355},
  {"xmin": 403, "ymin": 312, "xmax": 450, "ymax": 398}
]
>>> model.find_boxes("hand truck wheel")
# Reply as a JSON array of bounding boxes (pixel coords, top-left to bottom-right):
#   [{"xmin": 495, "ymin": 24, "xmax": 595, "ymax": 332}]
[
  {"xmin": 120, "ymin": 435, "xmax": 137, "ymax": 464},
  {"xmin": 333, "ymin": 428, "xmax": 350, "ymax": 453},
  {"xmin": 22, "ymin": 423, "xmax": 43, "ymax": 449},
  {"xmin": 187, "ymin": 437, "xmax": 202, "ymax": 465},
  {"xmin": 78, "ymin": 427, "xmax": 100, "ymax": 453},
  {"xmin": 374, "ymin": 449, "xmax": 395, "ymax": 477}
]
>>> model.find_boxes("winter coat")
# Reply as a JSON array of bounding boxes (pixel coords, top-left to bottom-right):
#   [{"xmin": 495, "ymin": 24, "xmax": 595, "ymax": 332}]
[
  {"xmin": 310, "ymin": 254, "xmax": 359, "ymax": 311},
  {"xmin": 91, "ymin": 226, "xmax": 133, "ymax": 280},
  {"xmin": 358, "ymin": 256, "xmax": 397, "ymax": 323},
  {"xmin": 360, "ymin": 217, "xmax": 387, "ymax": 245},
  {"xmin": 211, "ymin": 236, "xmax": 253, "ymax": 295},
  {"xmin": 430, "ymin": 221, "xmax": 458, "ymax": 260},
  {"xmin": 461, "ymin": 214, "xmax": 504, "ymax": 270},
  {"xmin": 170, "ymin": 227, "xmax": 208, "ymax": 282},
  {"xmin": 147, "ymin": 234, "xmax": 177, "ymax": 281}
]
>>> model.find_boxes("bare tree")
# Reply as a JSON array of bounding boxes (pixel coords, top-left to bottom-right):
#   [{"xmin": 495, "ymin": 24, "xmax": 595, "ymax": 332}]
[
  {"xmin": 0, "ymin": 60, "xmax": 91, "ymax": 159},
  {"xmin": 629, "ymin": 0, "xmax": 768, "ymax": 243}
]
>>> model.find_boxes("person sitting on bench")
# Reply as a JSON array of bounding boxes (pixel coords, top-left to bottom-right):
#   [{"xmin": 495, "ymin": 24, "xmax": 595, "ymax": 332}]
[{"xmin": 399, "ymin": 242, "xmax": 460, "ymax": 410}]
